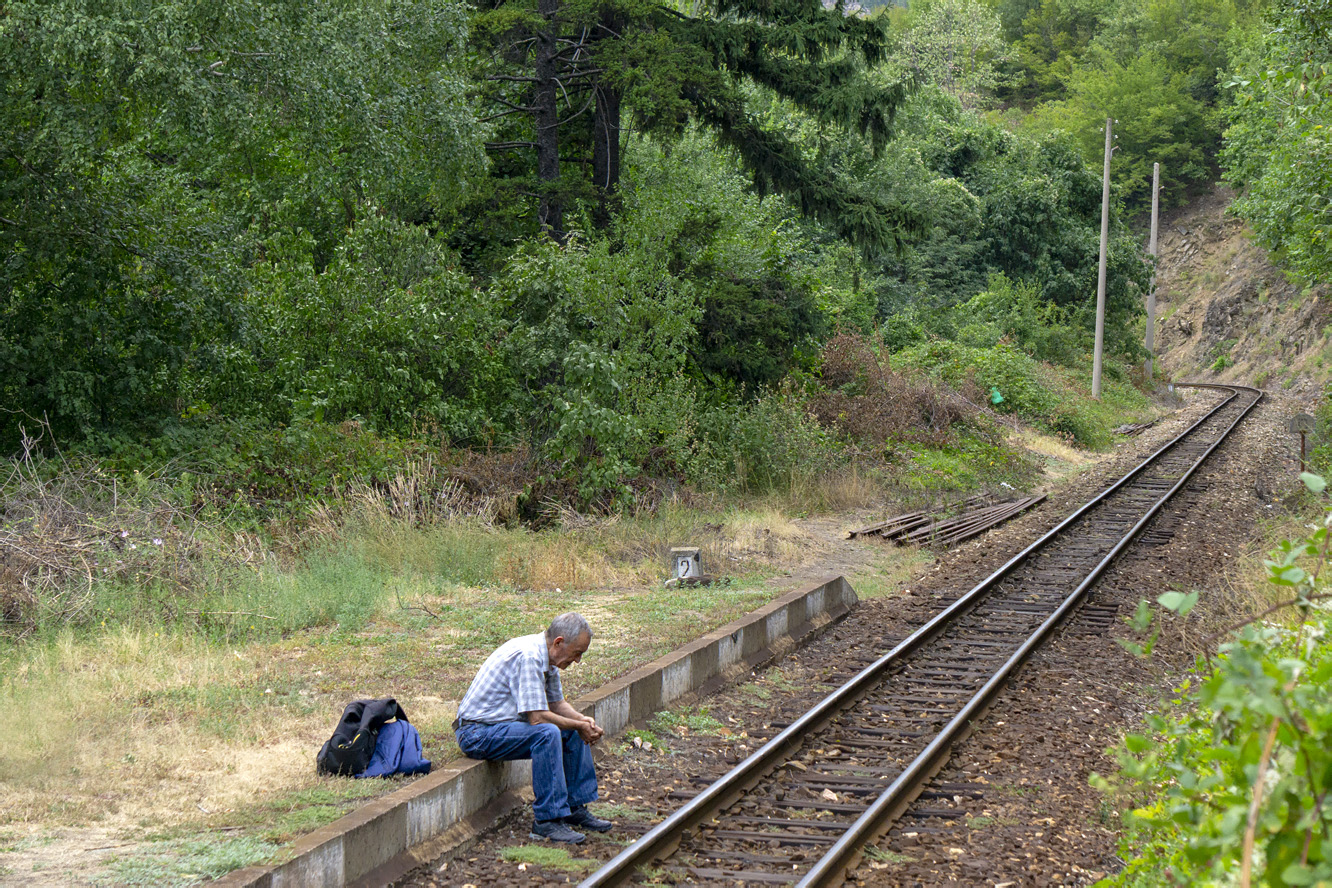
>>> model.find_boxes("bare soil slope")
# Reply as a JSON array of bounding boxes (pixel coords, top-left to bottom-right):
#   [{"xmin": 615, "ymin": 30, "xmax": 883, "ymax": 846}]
[{"xmin": 1152, "ymin": 185, "xmax": 1331, "ymax": 395}]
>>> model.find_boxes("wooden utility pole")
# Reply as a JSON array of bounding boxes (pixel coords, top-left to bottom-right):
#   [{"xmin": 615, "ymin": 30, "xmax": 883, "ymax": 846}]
[
  {"xmin": 1146, "ymin": 163, "xmax": 1160, "ymax": 383},
  {"xmin": 1092, "ymin": 118, "xmax": 1112, "ymax": 400}
]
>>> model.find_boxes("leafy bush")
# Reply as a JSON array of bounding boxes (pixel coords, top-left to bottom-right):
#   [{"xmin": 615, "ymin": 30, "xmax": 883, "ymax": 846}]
[
  {"xmin": 692, "ymin": 389, "xmax": 840, "ymax": 495},
  {"xmin": 0, "ymin": 0, "xmax": 484, "ymax": 449},
  {"xmin": 1100, "ymin": 473, "xmax": 1332, "ymax": 886},
  {"xmin": 952, "ymin": 274, "xmax": 1083, "ymax": 366},
  {"xmin": 210, "ymin": 215, "xmax": 513, "ymax": 443}
]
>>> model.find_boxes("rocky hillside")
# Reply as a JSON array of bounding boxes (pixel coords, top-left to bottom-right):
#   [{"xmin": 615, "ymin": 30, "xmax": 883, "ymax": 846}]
[{"xmin": 1151, "ymin": 186, "xmax": 1331, "ymax": 397}]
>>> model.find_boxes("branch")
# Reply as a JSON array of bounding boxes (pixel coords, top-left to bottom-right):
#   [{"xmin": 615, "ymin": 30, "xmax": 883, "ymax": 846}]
[
  {"xmin": 492, "ymin": 96, "xmax": 537, "ymax": 112},
  {"xmin": 485, "ymin": 140, "xmax": 538, "ymax": 150},
  {"xmin": 1201, "ymin": 592, "xmax": 1332, "ymax": 647},
  {"xmin": 479, "ymin": 108, "xmax": 530, "ymax": 122},
  {"xmin": 1240, "ymin": 717, "xmax": 1281, "ymax": 888}
]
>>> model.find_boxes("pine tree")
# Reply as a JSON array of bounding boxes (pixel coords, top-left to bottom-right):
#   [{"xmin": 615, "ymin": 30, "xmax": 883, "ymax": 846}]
[{"xmin": 471, "ymin": 0, "xmax": 922, "ymax": 251}]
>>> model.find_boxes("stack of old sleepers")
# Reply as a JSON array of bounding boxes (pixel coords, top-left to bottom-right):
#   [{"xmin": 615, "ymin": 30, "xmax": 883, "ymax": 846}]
[
  {"xmin": 848, "ymin": 494, "xmax": 1045, "ymax": 548},
  {"xmin": 900, "ymin": 494, "xmax": 1046, "ymax": 548},
  {"xmin": 1112, "ymin": 419, "xmax": 1156, "ymax": 436},
  {"xmin": 846, "ymin": 495, "xmax": 989, "ymax": 542}
]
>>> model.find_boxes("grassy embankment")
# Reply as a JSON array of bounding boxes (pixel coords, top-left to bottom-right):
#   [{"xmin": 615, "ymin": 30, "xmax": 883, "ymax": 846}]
[{"xmin": 0, "ymin": 372, "xmax": 1154, "ymax": 885}]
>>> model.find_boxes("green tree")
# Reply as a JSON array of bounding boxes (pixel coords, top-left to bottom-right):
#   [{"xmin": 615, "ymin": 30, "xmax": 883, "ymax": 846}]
[
  {"xmin": 0, "ymin": 0, "xmax": 484, "ymax": 448},
  {"xmin": 1090, "ymin": 0, "xmax": 1244, "ymax": 104},
  {"xmin": 1026, "ymin": 50, "xmax": 1212, "ymax": 207},
  {"xmin": 886, "ymin": 0, "xmax": 1010, "ymax": 106},
  {"xmin": 1222, "ymin": 0, "xmax": 1332, "ymax": 282},
  {"xmin": 865, "ymin": 89, "xmax": 1149, "ymax": 360},
  {"xmin": 1000, "ymin": 0, "xmax": 1105, "ymax": 105},
  {"xmin": 468, "ymin": 0, "xmax": 922, "ymax": 252}
]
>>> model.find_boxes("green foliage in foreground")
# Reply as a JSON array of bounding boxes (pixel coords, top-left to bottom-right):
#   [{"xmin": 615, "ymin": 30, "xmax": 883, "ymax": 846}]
[{"xmin": 1101, "ymin": 473, "xmax": 1332, "ymax": 886}]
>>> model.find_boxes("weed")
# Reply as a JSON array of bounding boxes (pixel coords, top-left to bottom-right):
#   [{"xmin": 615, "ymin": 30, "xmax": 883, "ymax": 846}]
[
  {"xmin": 104, "ymin": 836, "xmax": 279, "ymax": 886},
  {"xmin": 864, "ymin": 844, "xmax": 916, "ymax": 864},
  {"xmin": 739, "ymin": 683, "xmax": 772, "ymax": 701},
  {"xmin": 498, "ymin": 844, "xmax": 596, "ymax": 872},
  {"xmin": 650, "ymin": 706, "xmax": 725, "ymax": 736},
  {"xmin": 622, "ymin": 729, "xmax": 660, "ymax": 750}
]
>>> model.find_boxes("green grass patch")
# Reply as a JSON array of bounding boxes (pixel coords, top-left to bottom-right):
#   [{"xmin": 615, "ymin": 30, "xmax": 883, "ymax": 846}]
[
  {"xmin": 587, "ymin": 802, "xmax": 653, "ymax": 822},
  {"xmin": 650, "ymin": 706, "xmax": 725, "ymax": 736},
  {"xmin": 498, "ymin": 844, "xmax": 597, "ymax": 872},
  {"xmin": 899, "ymin": 432, "xmax": 1037, "ymax": 494},
  {"xmin": 104, "ymin": 836, "xmax": 280, "ymax": 887},
  {"xmin": 225, "ymin": 781, "xmax": 386, "ymax": 843}
]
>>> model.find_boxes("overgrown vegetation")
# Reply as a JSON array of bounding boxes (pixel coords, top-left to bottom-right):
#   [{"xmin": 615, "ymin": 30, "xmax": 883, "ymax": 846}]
[
  {"xmin": 1098, "ymin": 474, "xmax": 1332, "ymax": 885},
  {"xmin": 0, "ymin": 0, "xmax": 1295, "ymax": 875}
]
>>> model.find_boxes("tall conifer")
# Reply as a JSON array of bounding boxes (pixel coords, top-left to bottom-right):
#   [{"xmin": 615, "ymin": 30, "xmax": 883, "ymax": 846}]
[{"xmin": 471, "ymin": 0, "xmax": 921, "ymax": 251}]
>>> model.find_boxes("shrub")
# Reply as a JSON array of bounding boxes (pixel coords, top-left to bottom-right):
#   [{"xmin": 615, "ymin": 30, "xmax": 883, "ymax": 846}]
[
  {"xmin": 809, "ymin": 331, "xmax": 977, "ymax": 449},
  {"xmin": 207, "ymin": 215, "xmax": 513, "ymax": 443},
  {"xmin": 1099, "ymin": 473, "xmax": 1332, "ymax": 885},
  {"xmin": 692, "ymin": 388, "xmax": 840, "ymax": 495}
]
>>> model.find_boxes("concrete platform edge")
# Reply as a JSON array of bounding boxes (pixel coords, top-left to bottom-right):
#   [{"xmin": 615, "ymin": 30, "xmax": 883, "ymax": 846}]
[{"xmin": 211, "ymin": 574, "xmax": 857, "ymax": 888}]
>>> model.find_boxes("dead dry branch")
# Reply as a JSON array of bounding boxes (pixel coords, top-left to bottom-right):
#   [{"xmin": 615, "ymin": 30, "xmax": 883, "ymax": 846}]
[{"xmin": 0, "ymin": 424, "xmax": 235, "ymax": 636}]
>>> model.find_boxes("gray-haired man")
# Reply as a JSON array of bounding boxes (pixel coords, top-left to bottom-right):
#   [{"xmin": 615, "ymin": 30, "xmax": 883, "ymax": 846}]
[{"xmin": 453, "ymin": 612, "xmax": 611, "ymax": 843}]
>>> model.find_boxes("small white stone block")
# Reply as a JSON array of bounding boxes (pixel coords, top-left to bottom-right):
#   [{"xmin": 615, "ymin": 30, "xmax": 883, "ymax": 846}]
[{"xmin": 670, "ymin": 546, "xmax": 701, "ymax": 579}]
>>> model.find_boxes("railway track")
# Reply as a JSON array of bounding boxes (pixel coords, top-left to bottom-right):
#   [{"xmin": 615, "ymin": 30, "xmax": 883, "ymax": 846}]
[{"xmin": 579, "ymin": 383, "xmax": 1262, "ymax": 887}]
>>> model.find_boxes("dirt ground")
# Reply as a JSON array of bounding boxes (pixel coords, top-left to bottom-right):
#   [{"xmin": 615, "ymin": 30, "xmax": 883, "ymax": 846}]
[{"xmin": 396, "ymin": 385, "xmax": 1315, "ymax": 886}]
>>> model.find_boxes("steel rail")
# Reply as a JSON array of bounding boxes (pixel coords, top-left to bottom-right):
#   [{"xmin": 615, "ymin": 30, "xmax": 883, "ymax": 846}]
[
  {"xmin": 579, "ymin": 383, "xmax": 1260, "ymax": 888},
  {"xmin": 796, "ymin": 382, "xmax": 1262, "ymax": 886}
]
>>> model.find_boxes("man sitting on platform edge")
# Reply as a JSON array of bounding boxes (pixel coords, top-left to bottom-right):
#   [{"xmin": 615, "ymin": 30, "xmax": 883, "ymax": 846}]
[{"xmin": 453, "ymin": 612, "xmax": 611, "ymax": 844}]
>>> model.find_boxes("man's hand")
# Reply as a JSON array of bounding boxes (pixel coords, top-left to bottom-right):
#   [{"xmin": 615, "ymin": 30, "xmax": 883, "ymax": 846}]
[{"xmin": 578, "ymin": 716, "xmax": 604, "ymax": 746}]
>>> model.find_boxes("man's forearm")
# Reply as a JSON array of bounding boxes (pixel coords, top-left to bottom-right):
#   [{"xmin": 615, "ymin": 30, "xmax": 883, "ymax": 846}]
[
  {"xmin": 550, "ymin": 700, "xmax": 591, "ymax": 724},
  {"xmin": 527, "ymin": 706, "xmax": 587, "ymax": 731}
]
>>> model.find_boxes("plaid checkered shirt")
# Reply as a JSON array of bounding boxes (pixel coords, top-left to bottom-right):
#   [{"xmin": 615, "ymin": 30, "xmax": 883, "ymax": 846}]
[{"xmin": 456, "ymin": 632, "xmax": 563, "ymax": 724}]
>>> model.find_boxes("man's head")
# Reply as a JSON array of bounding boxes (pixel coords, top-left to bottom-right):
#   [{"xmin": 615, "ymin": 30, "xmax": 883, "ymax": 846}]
[{"xmin": 546, "ymin": 612, "xmax": 592, "ymax": 669}]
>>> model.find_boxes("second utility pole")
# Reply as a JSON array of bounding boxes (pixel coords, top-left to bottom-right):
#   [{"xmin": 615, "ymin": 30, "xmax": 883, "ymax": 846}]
[{"xmin": 1092, "ymin": 117, "xmax": 1112, "ymax": 400}]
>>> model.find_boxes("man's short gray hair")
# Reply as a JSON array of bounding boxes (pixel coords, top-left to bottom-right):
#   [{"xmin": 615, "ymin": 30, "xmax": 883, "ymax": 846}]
[{"xmin": 547, "ymin": 612, "xmax": 592, "ymax": 643}]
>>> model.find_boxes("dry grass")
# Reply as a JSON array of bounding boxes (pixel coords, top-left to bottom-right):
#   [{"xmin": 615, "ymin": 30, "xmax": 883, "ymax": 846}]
[
  {"xmin": 0, "ymin": 628, "xmax": 324, "ymax": 828},
  {"xmin": 1008, "ymin": 428, "xmax": 1088, "ymax": 465},
  {"xmin": 0, "ymin": 428, "xmax": 239, "ymax": 637},
  {"xmin": 1208, "ymin": 513, "xmax": 1320, "ymax": 635}
]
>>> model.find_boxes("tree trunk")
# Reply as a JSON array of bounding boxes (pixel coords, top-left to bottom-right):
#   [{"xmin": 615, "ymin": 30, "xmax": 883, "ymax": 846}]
[{"xmin": 535, "ymin": 0, "xmax": 563, "ymax": 236}]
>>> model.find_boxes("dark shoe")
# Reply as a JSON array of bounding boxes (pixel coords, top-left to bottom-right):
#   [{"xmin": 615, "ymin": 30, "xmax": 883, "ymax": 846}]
[
  {"xmin": 565, "ymin": 805, "xmax": 613, "ymax": 832},
  {"xmin": 530, "ymin": 819, "xmax": 585, "ymax": 843}
]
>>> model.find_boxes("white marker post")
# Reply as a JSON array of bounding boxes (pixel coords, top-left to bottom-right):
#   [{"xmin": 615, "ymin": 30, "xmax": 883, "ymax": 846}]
[{"xmin": 1092, "ymin": 118, "xmax": 1113, "ymax": 400}]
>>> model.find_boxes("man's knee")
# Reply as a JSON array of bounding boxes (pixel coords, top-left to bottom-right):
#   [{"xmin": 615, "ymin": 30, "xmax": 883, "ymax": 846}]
[{"xmin": 531, "ymin": 722, "xmax": 562, "ymax": 746}]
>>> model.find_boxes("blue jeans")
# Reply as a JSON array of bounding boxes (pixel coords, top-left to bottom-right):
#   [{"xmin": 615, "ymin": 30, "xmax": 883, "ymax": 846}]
[{"xmin": 456, "ymin": 721, "xmax": 598, "ymax": 822}]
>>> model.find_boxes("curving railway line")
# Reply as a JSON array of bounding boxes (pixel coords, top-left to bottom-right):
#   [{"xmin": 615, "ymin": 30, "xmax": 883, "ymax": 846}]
[{"xmin": 578, "ymin": 383, "xmax": 1262, "ymax": 887}]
